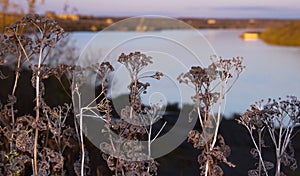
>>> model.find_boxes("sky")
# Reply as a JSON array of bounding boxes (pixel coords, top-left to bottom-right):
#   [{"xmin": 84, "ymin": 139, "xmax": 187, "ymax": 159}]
[{"xmin": 11, "ymin": 0, "xmax": 300, "ymax": 18}]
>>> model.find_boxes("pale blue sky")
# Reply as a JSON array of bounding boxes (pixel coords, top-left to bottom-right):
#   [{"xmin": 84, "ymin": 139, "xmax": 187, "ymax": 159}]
[{"xmin": 13, "ymin": 0, "xmax": 300, "ymax": 18}]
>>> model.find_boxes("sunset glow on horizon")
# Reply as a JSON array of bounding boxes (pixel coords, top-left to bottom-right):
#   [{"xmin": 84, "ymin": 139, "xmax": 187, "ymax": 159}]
[{"xmin": 11, "ymin": 0, "xmax": 300, "ymax": 19}]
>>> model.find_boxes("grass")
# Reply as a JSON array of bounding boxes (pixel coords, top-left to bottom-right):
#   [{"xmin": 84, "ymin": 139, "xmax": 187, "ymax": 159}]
[{"xmin": 260, "ymin": 22, "xmax": 300, "ymax": 46}]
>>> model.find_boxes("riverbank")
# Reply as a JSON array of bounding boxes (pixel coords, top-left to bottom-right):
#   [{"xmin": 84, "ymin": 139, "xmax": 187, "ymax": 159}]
[
  {"xmin": 52, "ymin": 17, "xmax": 300, "ymax": 32},
  {"xmin": 1, "ymin": 13, "xmax": 300, "ymax": 32},
  {"xmin": 260, "ymin": 22, "xmax": 300, "ymax": 46}
]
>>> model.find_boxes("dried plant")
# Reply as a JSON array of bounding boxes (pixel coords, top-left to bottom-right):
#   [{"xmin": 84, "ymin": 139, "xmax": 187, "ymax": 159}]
[
  {"xmin": 4, "ymin": 13, "xmax": 298, "ymax": 176},
  {"xmin": 97, "ymin": 52, "xmax": 164, "ymax": 176},
  {"xmin": 239, "ymin": 96, "xmax": 299, "ymax": 176},
  {"xmin": 0, "ymin": 14, "xmax": 165, "ymax": 176},
  {"xmin": 3, "ymin": 14, "xmax": 66, "ymax": 175},
  {"xmin": 117, "ymin": 52, "xmax": 163, "ymax": 112},
  {"xmin": 72, "ymin": 61, "xmax": 114, "ymax": 176},
  {"xmin": 0, "ymin": 14, "xmax": 80, "ymax": 176},
  {"xmin": 178, "ymin": 56, "xmax": 245, "ymax": 176}
]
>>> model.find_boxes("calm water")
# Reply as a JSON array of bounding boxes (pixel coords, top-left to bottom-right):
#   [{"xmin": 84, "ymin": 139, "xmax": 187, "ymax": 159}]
[{"xmin": 70, "ymin": 29, "xmax": 300, "ymax": 116}]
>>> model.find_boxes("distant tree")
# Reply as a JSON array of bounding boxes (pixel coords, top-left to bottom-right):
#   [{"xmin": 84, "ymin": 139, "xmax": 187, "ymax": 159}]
[
  {"xmin": 62, "ymin": 1, "xmax": 78, "ymax": 14},
  {"xmin": 26, "ymin": 0, "xmax": 44, "ymax": 14},
  {"xmin": 0, "ymin": 0, "xmax": 10, "ymax": 31},
  {"xmin": 0, "ymin": 0, "xmax": 9, "ymax": 13},
  {"xmin": 0, "ymin": 0, "xmax": 24, "ymax": 32},
  {"xmin": 27, "ymin": 0, "xmax": 35, "ymax": 14}
]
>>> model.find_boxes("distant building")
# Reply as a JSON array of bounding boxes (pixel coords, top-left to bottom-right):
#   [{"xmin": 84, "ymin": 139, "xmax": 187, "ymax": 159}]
[
  {"xmin": 186, "ymin": 20, "xmax": 193, "ymax": 25},
  {"xmin": 58, "ymin": 14, "xmax": 79, "ymax": 21},
  {"xmin": 106, "ymin": 18, "xmax": 113, "ymax": 25},
  {"xmin": 45, "ymin": 11, "xmax": 56, "ymax": 20},
  {"xmin": 249, "ymin": 19, "xmax": 256, "ymax": 24},
  {"xmin": 90, "ymin": 25, "xmax": 97, "ymax": 31},
  {"xmin": 136, "ymin": 25, "xmax": 147, "ymax": 31},
  {"xmin": 241, "ymin": 32, "xmax": 260, "ymax": 40},
  {"xmin": 207, "ymin": 19, "xmax": 216, "ymax": 25}
]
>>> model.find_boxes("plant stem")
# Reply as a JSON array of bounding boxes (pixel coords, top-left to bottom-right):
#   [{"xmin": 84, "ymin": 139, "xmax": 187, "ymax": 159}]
[
  {"xmin": 147, "ymin": 121, "xmax": 152, "ymax": 173},
  {"xmin": 275, "ymin": 118, "xmax": 284, "ymax": 176},
  {"xmin": 204, "ymin": 160, "xmax": 209, "ymax": 176},
  {"xmin": 33, "ymin": 35, "xmax": 44, "ymax": 176},
  {"xmin": 9, "ymin": 52, "xmax": 22, "ymax": 153},
  {"xmin": 248, "ymin": 128, "xmax": 269, "ymax": 176},
  {"xmin": 210, "ymin": 74, "xmax": 228, "ymax": 151},
  {"xmin": 210, "ymin": 99, "xmax": 222, "ymax": 150},
  {"xmin": 80, "ymin": 108, "xmax": 85, "ymax": 176},
  {"xmin": 275, "ymin": 152, "xmax": 281, "ymax": 176},
  {"xmin": 258, "ymin": 129, "xmax": 262, "ymax": 176},
  {"xmin": 197, "ymin": 106, "xmax": 204, "ymax": 128}
]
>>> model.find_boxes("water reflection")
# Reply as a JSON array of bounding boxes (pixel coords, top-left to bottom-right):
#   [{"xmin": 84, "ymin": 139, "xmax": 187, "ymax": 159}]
[{"xmin": 71, "ymin": 29, "xmax": 300, "ymax": 116}]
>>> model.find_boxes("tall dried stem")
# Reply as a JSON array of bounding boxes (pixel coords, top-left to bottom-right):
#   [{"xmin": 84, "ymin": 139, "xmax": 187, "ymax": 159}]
[
  {"xmin": 179, "ymin": 56, "xmax": 244, "ymax": 176},
  {"xmin": 5, "ymin": 14, "xmax": 64, "ymax": 175},
  {"xmin": 239, "ymin": 96, "xmax": 299, "ymax": 176}
]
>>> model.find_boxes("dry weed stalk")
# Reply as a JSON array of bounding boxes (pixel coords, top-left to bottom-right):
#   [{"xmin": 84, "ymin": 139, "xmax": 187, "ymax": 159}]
[
  {"xmin": 178, "ymin": 56, "xmax": 244, "ymax": 176},
  {"xmin": 98, "ymin": 52, "xmax": 164, "ymax": 176},
  {"xmin": 72, "ymin": 61, "xmax": 114, "ymax": 175},
  {"xmin": 0, "ymin": 14, "xmax": 80, "ymax": 176},
  {"xmin": 4, "ymin": 14, "xmax": 65, "ymax": 175},
  {"xmin": 239, "ymin": 96, "xmax": 299, "ymax": 176}
]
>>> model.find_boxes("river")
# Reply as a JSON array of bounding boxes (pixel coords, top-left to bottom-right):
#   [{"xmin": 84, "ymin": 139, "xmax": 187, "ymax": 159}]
[{"xmin": 69, "ymin": 29, "xmax": 300, "ymax": 116}]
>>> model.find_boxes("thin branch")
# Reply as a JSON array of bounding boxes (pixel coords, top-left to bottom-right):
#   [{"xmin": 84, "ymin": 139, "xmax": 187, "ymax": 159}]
[
  {"xmin": 247, "ymin": 127, "xmax": 269, "ymax": 176},
  {"xmin": 151, "ymin": 121, "xmax": 167, "ymax": 144}
]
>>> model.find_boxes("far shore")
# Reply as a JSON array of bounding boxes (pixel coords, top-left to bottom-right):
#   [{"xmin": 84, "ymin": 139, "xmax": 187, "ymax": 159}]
[{"xmin": 1, "ymin": 13, "xmax": 300, "ymax": 32}]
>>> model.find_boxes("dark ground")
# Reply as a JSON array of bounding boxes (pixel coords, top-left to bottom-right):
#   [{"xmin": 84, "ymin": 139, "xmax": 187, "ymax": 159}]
[{"xmin": 1, "ymin": 66, "xmax": 300, "ymax": 176}]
